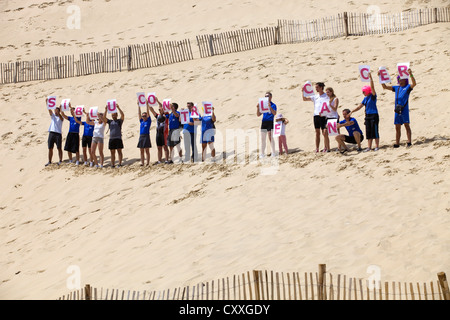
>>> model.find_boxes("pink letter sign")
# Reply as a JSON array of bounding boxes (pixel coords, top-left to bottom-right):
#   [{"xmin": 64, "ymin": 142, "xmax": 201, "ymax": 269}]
[
  {"xmin": 397, "ymin": 62, "xmax": 410, "ymax": 80},
  {"xmin": 180, "ymin": 109, "xmax": 190, "ymax": 124},
  {"xmin": 47, "ymin": 96, "xmax": 57, "ymax": 110},
  {"xmin": 319, "ymin": 100, "xmax": 333, "ymax": 118},
  {"xmin": 107, "ymin": 99, "xmax": 117, "ymax": 114},
  {"xmin": 74, "ymin": 106, "xmax": 84, "ymax": 117},
  {"xmin": 89, "ymin": 106, "xmax": 99, "ymax": 120},
  {"xmin": 303, "ymin": 81, "xmax": 315, "ymax": 97},
  {"xmin": 61, "ymin": 99, "xmax": 71, "ymax": 112},
  {"xmin": 327, "ymin": 119, "xmax": 339, "ymax": 136},
  {"xmin": 137, "ymin": 92, "xmax": 146, "ymax": 107},
  {"xmin": 273, "ymin": 122, "xmax": 282, "ymax": 138},
  {"xmin": 203, "ymin": 101, "xmax": 213, "ymax": 117},
  {"xmin": 259, "ymin": 97, "xmax": 269, "ymax": 113},
  {"xmin": 378, "ymin": 66, "xmax": 391, "ymax": 84},
  {"xmin": 190, "ymin": 103, "xmax": 200, "ymax": 118},
  {"xmin": 147, "ymin": 93, "xmax": 157, "ymax": 106},
  {"xmin": 359, "ymin": 65, "xmax": 370, "ymax": 82},
  {"xmin": 162, "ymin": 99, "xmax": 172, "ymax": 114}
]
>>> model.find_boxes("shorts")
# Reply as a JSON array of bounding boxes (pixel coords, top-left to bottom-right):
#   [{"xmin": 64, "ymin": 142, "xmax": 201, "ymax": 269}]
[
  {"xmin": 92, "ymin": 137, "xmax": 104, "ymax": 144},
  {"xmin": 394, "ymin": 106, "xmax": 410, "ymax": 125},
  {"xmin": 109, "ymin": 138, "xmax": 124, "ymax": 150},
  {"xmin": 344, "ymin": 133, "xmax": 364, "ymax": 144},
  {"xmin": 156, "ymin": 134, "xmax": 166, "ymax": 147},
  {"xmin": 261, "ymin": 121, "xmax": 274, "ymax": 132},
  {"xmin": 168, "ymin": 128, "xmax": 181, "ymax": 147},
  {"xmin": 313, "ymin": 115, "xmax": 327, "ymax": 130},
  {"xmin": 64, "ymin": 132, "xmax": 80, "ymax": 153},
  {"xmin": 137, "ymin": 134, "xmax": 152, "ymax": 148},
  {"xmin": 48, "ymin": 131, "xmax": 62, "ymax": 149},
  {"xmin": 82, "ymin": 135, "xmax": 93, "ymax": 148},
  {"xmin": 365, "ymin": 113, "xmax": 380, "ymax": 140},
  {"xmin": 201, "ymin": 129, "xmax": 216, "ymax": 144}
]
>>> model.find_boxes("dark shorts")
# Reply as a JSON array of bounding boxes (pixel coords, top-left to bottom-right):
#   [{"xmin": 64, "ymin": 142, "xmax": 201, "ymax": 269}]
[
  {"xmin": 168, "ymin": 128, "xmax": 181, "ymax": 147},
  {"xmin": 344, "ymin": 133, "xmax": 364, "ymax": 144},
  {"xmin": 137, "ymin": 134, "xmax": 151, "ymax": 148},
  {"xmin": 261, "ymin": 121, "xmax": 274, "ymax": 132},
  {"xmin": 82, "ymin": 135, "xmax": 93, "ymax": 148},
  {"xmin": 109, "ymin": 138, "xmax": 124, "ymax": 150},
  {"xmin": 365, "ymin": 113, "xmax": 380, "ymax": 140},
  {"xmin": 64, "ymin": 132, "xmax": 80, "ymax": 153},
  {"xmin": 201, "ymin": 129, "xmax": 216, "ymax": 144},
  {"xmin": 48, "ymin": 131, "xmax": 62, "ymax": 149},
  {"xmin": 156, "ymin": 134, "xmax": 166, "ymax": 147},
  {"xmin": 314, "ymin": 115, "xmax": 327, "ymax": 130}
]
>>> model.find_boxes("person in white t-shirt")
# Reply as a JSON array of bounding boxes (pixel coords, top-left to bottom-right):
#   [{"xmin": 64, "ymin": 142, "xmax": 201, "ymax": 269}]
[
  {"xmin": 85, "ymin": 113, "xmax": 106, "ymax": 168},
  {"xmin": 303, "ymin": 82, "xmax": 330, "ymax": 153},
  {"xmin": 45, "ymin": 98, "xmax": 64, "ymax": 166}
]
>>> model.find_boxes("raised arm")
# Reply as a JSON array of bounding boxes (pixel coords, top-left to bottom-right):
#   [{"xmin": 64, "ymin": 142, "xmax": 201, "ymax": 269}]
[
  {"xmin": 211, "ymin": 107, "xmax": 216, "ymax": 122},
  {"xmin": 409, "ymin": 68, "xmax": 417, "ymax": 89},
  {"xmin": 60, "ymin": 103, "xmax": 70, "ymax": 120},
  {"xmin": 71, "ymin": 107, "xmax": 83, "ymax": 125},
  {"xmin": 256, "ymin": 103, "xmax": 261, "ymax": 117},
  {"xmin": 378, "ymin": 71, "xmax": 393, "ymax": 91},
  {"xmin": 102, "ymin": 107, "xmax": 108, "ymax": 124},
  {"xmin": 369, "ymin": 72, "xmax": 376, "ymax": 96},
  {"xmin": 117, "ymin": 104, "xmax": 125, "ymax": 122},
  {"xmin": 137, "ymin": 102, "xmax": 142, "ymax": 120}
]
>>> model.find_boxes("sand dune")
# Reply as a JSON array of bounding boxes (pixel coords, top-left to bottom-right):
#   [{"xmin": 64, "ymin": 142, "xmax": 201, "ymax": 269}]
[{"xmin": 0, "ymin": 1, "xmax": 449, "ymax": 300}]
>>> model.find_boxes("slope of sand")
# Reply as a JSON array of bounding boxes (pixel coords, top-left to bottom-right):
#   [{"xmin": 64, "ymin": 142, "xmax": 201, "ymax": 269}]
[{"xmin": 0, "ymin": 1, "xmax": 450, "ymax": 300}]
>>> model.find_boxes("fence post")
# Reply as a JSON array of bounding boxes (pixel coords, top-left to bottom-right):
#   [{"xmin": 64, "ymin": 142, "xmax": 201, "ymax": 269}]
[
  {"xmin": 85, "ymin": 284, "xmax": 92, "ymax": 300},
  {"xmin": 437, "ymin": 272, "xmax": 450, "ymax": 300},
  {"xmin": 208, "ymin": 35, "xmax": 215, "ymax": 57},
  {"xmin": 434, "ymin": 7, "xmax": 438, "ymax": 23},
  {"xmin": 318, "ymin": 264, "xmax": 326, "ymax": 300},
  {"xmin": 275, "ymin": 24, "xmax": 280, "ymax": 45},
  {"xmin": 127, "ymin": 46, "xmax": 132, "ymax": 71},
  {"xmin": 344, "ymin": 12, "xmax": 349, "ymax": 36}
]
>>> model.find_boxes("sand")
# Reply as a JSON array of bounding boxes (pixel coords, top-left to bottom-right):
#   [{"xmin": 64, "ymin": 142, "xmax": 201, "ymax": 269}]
[{"xmin": 0, "ymin": 0, "xmax": 449, "ymax": 300}]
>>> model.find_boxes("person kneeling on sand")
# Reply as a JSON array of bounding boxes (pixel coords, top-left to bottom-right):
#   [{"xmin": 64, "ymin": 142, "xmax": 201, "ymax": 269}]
[{"xmin": 335, "ymin": 109, "xmax": 364, "ymax": 154}]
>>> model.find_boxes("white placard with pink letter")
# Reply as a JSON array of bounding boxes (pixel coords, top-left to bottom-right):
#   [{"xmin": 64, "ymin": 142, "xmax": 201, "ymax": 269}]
[
  {"xmin": 89, "ymin": 106, "xmax": 99, "ymax": 120},
  {"xmin": 137, "ymin": 92, "xmax": 146, "ymax": 107},
  {"xmin": 107, "ymin": 99, "xmax": 117, "ymax": 114},
  {"xmin": 180, "ymin": 109, "xmax": 190, "ymax": 125},
  {"xmin": 191, "ymin": 103, "xmax": 200, "ymax": 119},
  {"xmin": 378, "ymin": 66, "xmax": 391, "ymax": 84},
  {"xmin": 273, "ymin": 121, "xmax": 282, "ymax": 138},
  {"xmin": 397, "ymin": 62, "xmax": 410, "ymax": 79},
  {"xmin": 319, "ymin": 99, "xmax": 333, "ymax": 118},
  {"xmin": 74, "ymin": 106, "xmax": 84, "ymax": 118},
  {"xmin": 303, "ymin": 81, "xmax": 315, "ymax": 97},
  {"xmin": 162, "ymin": 99, "xmax": 172, "ymax": 114},
  {"xmin": 61, "ymin": 99, "xmax": 71, "ymax": 112},
  {"xmin": 47, "ymin": 96, "xmax": 57, "ymax": 110},
  {"xmin": 202, "ymin": 101, "xmax": 213, "ymax": 117},
  {"xmin": 147, "ymin": 92, "xmax": 158, "ymax": 107},
  {"xmin": 327, "ymin": 119, "xmax": 339, "ymax": 136},
  {"xmin": 359, "ymin": 65, "xmax": 371, "ymax": 82},
  {"xmin": 259, "ymin": 97, "xmax": 269, "ymax": 114}
]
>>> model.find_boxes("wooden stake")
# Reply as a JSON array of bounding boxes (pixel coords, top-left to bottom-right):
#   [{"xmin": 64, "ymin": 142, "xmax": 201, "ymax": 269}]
[{"xmin": 437, "ymin": 272, "xmax": 450, "ymax": 300}]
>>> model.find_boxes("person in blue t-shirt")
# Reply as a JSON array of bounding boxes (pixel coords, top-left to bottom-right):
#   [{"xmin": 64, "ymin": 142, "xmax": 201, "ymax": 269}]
[
  {"xmin": 183, "ymin": 102, "xmax": 199, "ymax": 163},
  {"xmin": 199, "ymin": 107, "xmax": 217, "ymax": 162},
  {"xmin": 350, "ymin": 71, "xmax": 380, "ymax": 152},
  {"xmin": 380, "ymin": 68, "xmax": 417, "ymax": 148},
  {"xmin": 137, "ymin": 103, "xmax": 152, "ymax": 166},
  {"xmin": 256, "ymin": 91, "xmax": 277, "ymax": 158},
  {"xmin": 61, "ymin": 104, "xmax": 81, "ymax": 165},
  {"xmin": 73, "ymin": 110, "xmax": 95, "ymax": 166},
  {"xmin": 167, "ymin": 103, "xmax": 183, "ymax": 164},
  {"xmin": 335, "ymin": 109, "xmax": 364, "ymax": 154}
]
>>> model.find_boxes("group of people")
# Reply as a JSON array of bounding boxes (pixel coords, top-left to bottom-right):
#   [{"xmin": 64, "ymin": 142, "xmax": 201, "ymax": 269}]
[
  {"xmin": 45, "ymin": 97, "xmax": 217, "ymax": 168},
  {"xmin": 300, "ymin": 68, "xmax": 416, "ymax": 154},
  {"xmin": 46, "ymin": 68, "xmax": 416, "ymax": 167}
]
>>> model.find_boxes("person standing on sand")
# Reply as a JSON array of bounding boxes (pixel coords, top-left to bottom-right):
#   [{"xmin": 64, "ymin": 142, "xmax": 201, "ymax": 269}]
[
  {"xmin": 335, "ymin": 109, "xmax": 364, "ymax": 153},
  {"xmin": 303, "ymin": 82, "xmax": 330, "ymax": 153},
  {"xmin": 104, "ymin": 104, "xmax": 125, "ymax": 168},
  {"xmin": 148, "ymin": 97, "xmax": 170, "ymax": 165},
  {"xmin": 183, "ymin": 102, "xmax": 198, "ymax": 163},
  {"xmin": 350, "ymin": 71, "xmax": 380, "ymax": 152},
  {"xmin": 85, "ymin": 113, "xmax": 106, "ymax": 168},
  {"xmin": 256, "ymin": 91, "xmax": 277, "ymax": 158},
  {"xmin": 379, "ymin": 68, "xmax": 416, "ymax": 148},
  {"xmin": 167, "ymin": 102, "xmax": 183, "ymax": 164},
  {"xmin": 45, "ymin": 99, "xmax": 64, "ymax": 166},
  {"xmin": 137, "ymin": 102, "xmax": 152, "ymax": 166},
  {"xmin": 72, "ymin": 110, "xmax": 95, "ymax": 166},
  {"xmin": 199, "ymin": 107, "xmax": 217, "ymax": 162},
  {"xmin": 275, "ymin": 113, "xmax": 289, "ymax": 156},
  {"xmin": 60, "ymin": 103, "xmax": 81, "ymax": 165}
]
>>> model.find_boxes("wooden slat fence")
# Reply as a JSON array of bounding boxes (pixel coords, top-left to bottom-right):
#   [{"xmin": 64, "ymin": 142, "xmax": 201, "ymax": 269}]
[
  {"xmin": 57, "ymin": 265, "xmax": 450, "ymax": 300},
  {"xmin": 196, "ymin": 27, "xmax": 278, "ymax": 58},
  {"xmin": 2, "ymin": 7, "xmax": 449, "ymax": 84}
]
